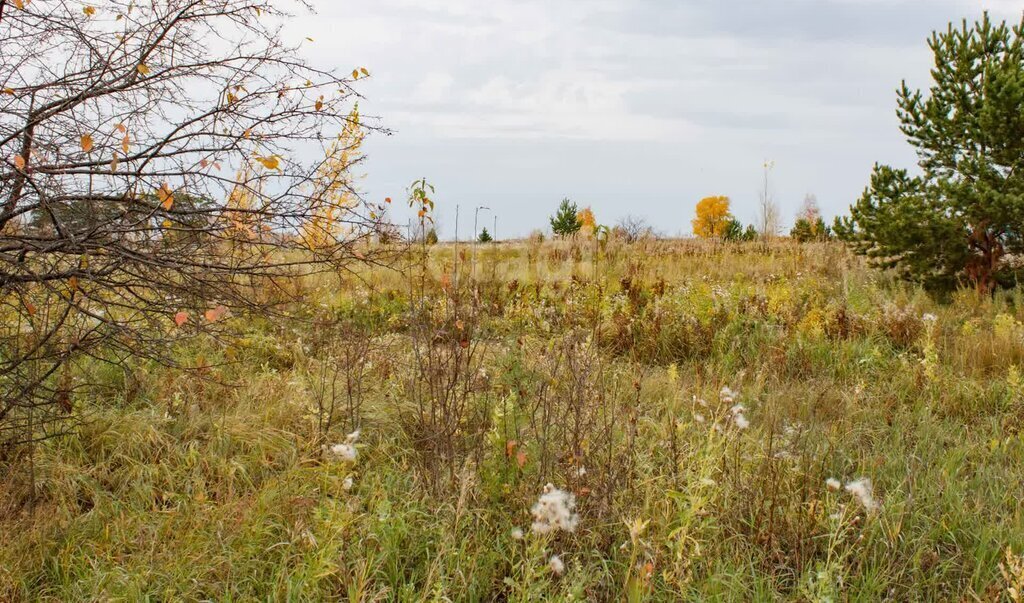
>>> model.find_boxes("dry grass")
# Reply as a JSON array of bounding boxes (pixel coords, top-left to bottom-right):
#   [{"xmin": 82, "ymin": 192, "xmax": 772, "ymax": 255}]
[{"xmin": 2, "ymin": 239, "xmax": 1023, "ymax": 601}]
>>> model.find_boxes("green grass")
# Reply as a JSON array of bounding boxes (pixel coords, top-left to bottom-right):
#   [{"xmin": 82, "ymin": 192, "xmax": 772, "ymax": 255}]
[{"xmin": 3, "ymin": 239, "xmax": 1024, "ymax": 601}]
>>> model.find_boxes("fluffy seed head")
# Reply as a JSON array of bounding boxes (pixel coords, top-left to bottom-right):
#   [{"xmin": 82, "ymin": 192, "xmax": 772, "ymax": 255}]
[
  {"xmin": 548, "ymin": 554, "xmax": 565, "ymax": 576},
  {"xmin": 845, "ymin": 478, "xmax": 879, "ymax": 512},
  {"xmin": 531, "ymin": 484, "xmax": 579, "ymax": 535},
  {"xmin": 326, "ymin": 443, "xmax": 357, "ymax": 462}
]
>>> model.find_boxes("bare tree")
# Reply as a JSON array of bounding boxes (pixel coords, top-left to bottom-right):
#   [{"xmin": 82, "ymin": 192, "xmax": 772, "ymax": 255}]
[
  {"xmin": 757, "ymin": 160, "xmax": 781, "ymax": 239},
  {"xmin": 0, "ymin": 0, "xmax": 385, "ymax": 459},
  {"xmin": 614, "ymin": 214, "xmax": 654, "ymax": 243},
  {"xmin": 797, "ymin": 194, "xmax": 820, "ymax": 222}
]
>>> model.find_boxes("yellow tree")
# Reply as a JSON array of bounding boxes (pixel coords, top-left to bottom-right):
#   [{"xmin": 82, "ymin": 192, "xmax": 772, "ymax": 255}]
[
  {"xmin": 692, "ymin": 196, "xmax": 733, "ymax": 239},
  {"xmin": 577, "ymin": 206, "xmax": 597, "ymax": 237},
  {"xmin": 303, "ymin": 104, "xmax": 365, "ymax": 250},
  {"xmin": 225, "ymin": 168, "xmax": 261, "ymax": 239}
]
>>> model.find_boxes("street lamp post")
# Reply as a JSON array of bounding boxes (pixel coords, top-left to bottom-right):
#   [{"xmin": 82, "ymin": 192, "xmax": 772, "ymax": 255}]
[{"xmin": 473, "ymin": 205, "xmax": 491, "ymax": 278}]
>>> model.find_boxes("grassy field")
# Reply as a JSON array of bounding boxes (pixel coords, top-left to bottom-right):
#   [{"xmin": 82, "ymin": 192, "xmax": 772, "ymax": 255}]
[{"xmin": 3, "ymin": 238, "xmax": 1024, "ymax": 601}]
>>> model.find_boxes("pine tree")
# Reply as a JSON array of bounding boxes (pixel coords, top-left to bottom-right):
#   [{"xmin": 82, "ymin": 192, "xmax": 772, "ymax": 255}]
[
  {"xmin": 724, "ymin": 219, "xmax": 759, "ymax": 242},
  {"xmin": 478, "ymin": 227, "xmax": 493, "ymax": 243},
  {"xmin": 550, "ymin": 198, "xmax": 582, "ymax": 238},
  {"xmin": 791, "ymin": 217, "xmax": 831, "ymax": 242},
  {"xmin": 835, "ymin": 14, "xmax": 1024, "ymax": 294},
  {"xmin": 723, "ymin": 218, "xmax": 744, "ymax": 242}
]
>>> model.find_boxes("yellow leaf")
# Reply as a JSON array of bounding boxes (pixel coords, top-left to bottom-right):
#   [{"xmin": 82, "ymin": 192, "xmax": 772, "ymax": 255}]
[
  {"xmin": 80, "ymin": 134, "xmax": 94, "ymax": 153},
  {"xmin": 360, "ymin": 67, "xmax": 369, "ymax": 76},
  {"xmin": 2, "ymin": 88, "xmax": 14, "ymax": 95},
  {"xmin": 256, "ymin": 156, "xmax": 280, "ymax": 170},
  {"xmin": 315, "ymin": 98, "xmax": 323, "ymax": 111},
  {"xmin": 351, "ymin": 69, "xmax": 359, "ymax": 79},
  {"xmin": 121, "ymin": 133, "xmax": 130, "ymax": 154},
  {"xmin": 137, "ymin": 63, "xmax": 150, "ymax": 76},
  {"xmin": 110, "ymin": 155, "xmax": 119, "ymax": 172},
  {"xmin": 12, "ymin": 0, "xmax": 26, "ymax": 9},
  {"xmin": 83, "ymin": 6, "xmax": 95, "ymax": 16},
  {"xmin": 13, "ymin": 155, "xmax": 25, "ymax": 171},
  {"xmin": 115, "ymin": 123, "xmax": 127, "ymax": 133}
]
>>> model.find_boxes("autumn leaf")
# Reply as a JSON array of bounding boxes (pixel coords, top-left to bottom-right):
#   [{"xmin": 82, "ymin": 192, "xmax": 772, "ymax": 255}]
[
  {"xmin": 24, "ymin": 301, "xmax": 36, "ymax": 316},
  {"xmin": 109, "ymin": 155, "xmax": 119, "ymax": 172},
  {"xmin": 12, "ymin": 0, "xmax": 27, "ymax": 9},
  {"xmin": 314, "ymin": 98, "xmax": 323, "ymax": 111},
  {"xmin": 360, "ymin": 67, "xmax": 369, "ymax": 76},
  {"xmin": 13, "ymin": 155, "xmax": 25, "ymax": 171},
  {"xmin": 515, "ymin": 450, "xmax": 527, "ymax": 468},
  {"xmin": 351, "ymin": 69, "xmax": 359, "ymax": 79},
  {"xmin": 174, "ymin": 311, "xmax": 188, "ymax": 327},
  {"xmin": 83, "ymin": 6, "xmax": 95, "ymax": 16},
  {"xmin": 121, "ymin": 133, "xmax": 130, "ymax": 154},
  {"xmin": 115, "ymin": 123, "xmax": 127, "ymax": 134},
  {"xmin": 256, "ymin": 156, "xmax": 280, "ymax": 170},
  {"xmin": 68, "ymin": 276, "xmax": 79, "ymax": 291},
  {"xmin": 137, "ymin": 63, "xmax": 151, "ymax": 76},
  {"xmin": 384, "ymin": 197, "xmax": 392, "ymax": 204},
  {"xmin": 204, "ymin": 305, "xmax": 229, "ymax": 322},
  {"xmin": 505, "ymin": 440, "xmax": 517, "ymax": 457},
  {"xmin": 157, "ymin": 183, "xmax": 174, "ymax": 210},
  {"xmin": 80, "ymin": 134, "xmax": 94, "ymax": 153},
  {"xmin": 2, "ymin": 88, "xmax": 15, "ymax": 95}
]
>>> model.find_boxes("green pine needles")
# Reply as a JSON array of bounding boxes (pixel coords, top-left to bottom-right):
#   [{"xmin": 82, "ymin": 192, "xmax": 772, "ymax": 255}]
[
  {"xmin": 836, "ymin": 13, "xmax": 1024, "ymax": 294},
  {"xmin": 549, "ymin": 198, "xmax": 582, "ymax": 238}
]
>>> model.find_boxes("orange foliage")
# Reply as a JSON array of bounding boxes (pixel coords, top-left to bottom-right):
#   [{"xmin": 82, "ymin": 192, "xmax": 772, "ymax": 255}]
[{"xmin": 577, "ymin": 206, "xmax": 596, "ymax": 236}]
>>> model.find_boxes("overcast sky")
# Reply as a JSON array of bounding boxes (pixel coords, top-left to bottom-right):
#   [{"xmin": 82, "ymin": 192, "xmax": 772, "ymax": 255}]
[{"xmin": 293, "ymin": 0, "xmax": 1023, "ymax": 238}]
